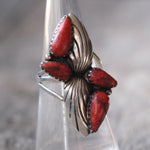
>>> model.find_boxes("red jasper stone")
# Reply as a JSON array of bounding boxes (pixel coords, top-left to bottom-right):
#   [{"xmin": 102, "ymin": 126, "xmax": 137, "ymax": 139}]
[
  {"xmin": 89, "ymin": 92, "xmax": 109, "ymax": 132},
  {"xmin": 88, "ymin": 68, "xmax": 117, "ymax": 88},
  {"xmin": 41, "ymin": 62, "xmax": 71, "ymax": 81},
  {"xmin": 51, "ymin": 17, "xmax": 72, "ymax": 57}
]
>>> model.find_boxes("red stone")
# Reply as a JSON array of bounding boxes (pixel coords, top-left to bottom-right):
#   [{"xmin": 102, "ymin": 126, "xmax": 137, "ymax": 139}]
[
  {"xmin": 89, "ymin": 92, "xmax": 109, "ymax": 132},
  {"xmin": 41, "ymin": 62, "xmax": 72, "ymax": 81},
  {"xmin": 51, "ymin": 17, "xmax": 72, "ymax": 57},
  {"xmin": 88, "ymin": 68, "xmax": 117, "ymax": 88}
]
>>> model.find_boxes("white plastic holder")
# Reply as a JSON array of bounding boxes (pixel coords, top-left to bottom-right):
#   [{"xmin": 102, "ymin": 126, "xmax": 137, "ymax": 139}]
[{"xmin": 36, "ymin": 0, "xmax": 120, "ymax": 150}]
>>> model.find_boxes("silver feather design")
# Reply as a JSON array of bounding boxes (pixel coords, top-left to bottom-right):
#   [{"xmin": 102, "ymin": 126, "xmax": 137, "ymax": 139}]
[
  {"xmin": 68, "ymin": 14, "xmax": 93, "ymax": 73},
  {"xmin": 63, "ymin": 14, "xmax": 94, "ymax": 136},
  {"xmin": 64, "ymin": 78, "xmax": 90, "ymax": 136}
]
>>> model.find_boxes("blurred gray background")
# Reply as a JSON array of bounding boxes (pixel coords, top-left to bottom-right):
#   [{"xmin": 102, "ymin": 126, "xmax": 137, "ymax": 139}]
[{"xmin": 0, "ymin": 0, "xmax": 150, "ymax": 150}]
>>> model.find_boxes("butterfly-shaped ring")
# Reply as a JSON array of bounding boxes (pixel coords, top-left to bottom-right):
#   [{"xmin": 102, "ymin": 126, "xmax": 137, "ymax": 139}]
[{"xmin": 37, "ymin": 14, "xmax": 117, "ymax": 136}]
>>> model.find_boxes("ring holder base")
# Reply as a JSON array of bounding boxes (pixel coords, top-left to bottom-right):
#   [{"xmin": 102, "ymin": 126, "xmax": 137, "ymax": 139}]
[{"xmin": 36, "ymin": 0, "xmax": 120, "ymax": 150}]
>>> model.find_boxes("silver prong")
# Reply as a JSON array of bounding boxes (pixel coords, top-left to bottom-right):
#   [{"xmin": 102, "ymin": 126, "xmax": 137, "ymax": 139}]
[{"xmin": 45, "ymin": 54, "xmax": 51, "ymax": 61}]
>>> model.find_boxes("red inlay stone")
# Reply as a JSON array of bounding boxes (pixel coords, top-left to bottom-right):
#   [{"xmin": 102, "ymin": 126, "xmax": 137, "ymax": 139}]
[
  {"xmin": 88, "ymin": 68, "xmax": 117, "ymax": 88},
  {"xmin": 41, "ymin": 62, "xmax": 71, "ymax": 81},
  {"xmin": 89, "ymin": 92, "xmax": 109, "ymax": 132},
  {"xmin": 51, "ymin": 17, "xmax": 72, "ymax": 57}
]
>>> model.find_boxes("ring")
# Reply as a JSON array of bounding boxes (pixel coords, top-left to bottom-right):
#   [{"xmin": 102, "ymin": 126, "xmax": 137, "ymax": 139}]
[{"xmin": 37, "ymin": 13, "xmax": 117, "ymax": 136}]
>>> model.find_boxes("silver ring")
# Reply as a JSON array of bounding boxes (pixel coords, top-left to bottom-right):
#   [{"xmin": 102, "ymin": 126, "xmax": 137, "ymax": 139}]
[{"xmin": 37, "ymin": 13, "xmax": 117, "ymax": 136}]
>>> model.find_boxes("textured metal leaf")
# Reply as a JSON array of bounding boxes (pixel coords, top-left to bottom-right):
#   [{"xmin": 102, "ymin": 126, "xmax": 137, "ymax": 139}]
[
  {"xmin": 64, "ymin": 78, "xmax": 90, "ymax": 136},
  {"xmin": 68, "ymin": 14, "xmax": 93, "ymax": 73}
]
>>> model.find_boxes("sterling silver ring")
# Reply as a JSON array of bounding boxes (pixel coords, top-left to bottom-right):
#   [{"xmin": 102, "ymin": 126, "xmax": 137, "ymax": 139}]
[{"xmin": 37, "ymin": 13, "xmax": 117, "ymax": 136}]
